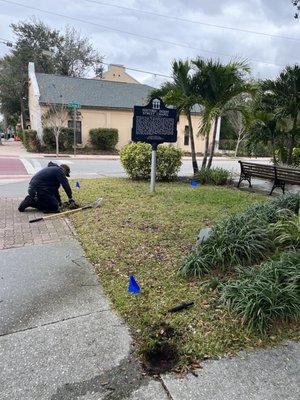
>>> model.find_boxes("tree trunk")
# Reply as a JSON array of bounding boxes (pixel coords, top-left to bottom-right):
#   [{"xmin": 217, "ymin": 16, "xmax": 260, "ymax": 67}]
[
  {"xmin": 201, "ymin": 132, "xmax": 210, "ymax": 169},
  {"xmin": 55, "ymin": 133, "xmax": 59, "ymax": 157},
  {"xmin": 20, "ymin": 97, "xmax": 26, "ymax": 131},
  {"xmin": 207, "ymin": 116, "xmax": 219, "ymax": 169},
  {"xmin": 234, "ymin": 129, "xmax": 244, "ymax": 158},
  {"xmin": 187, "ymin": 111, "xmax": 199, "ymax": 174}
]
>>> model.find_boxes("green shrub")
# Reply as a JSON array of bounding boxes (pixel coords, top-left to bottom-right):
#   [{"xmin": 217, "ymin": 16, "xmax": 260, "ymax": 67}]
[
  {"xmin": 120, "ymin": 142, "xmax": 183, "ymax": 181},
  {"xmin": 194, "ymin": 167, "xmax": 230, "ymax": 185},
  {"xmin": 43, "ymin": 127, "xmax": 73, "ymax": 151},
  {"xmin": 180, "ymin": 214, "xmax": 274, "ymax": 277},
  {"xmin": 179, "ymin": 193, "xmax": 299, "ymax": 277},
  {"xmin": 22, "ymin": 130, "xmax": 41, "ymax": 152},
  {"xmin": 271, "ymin": 213, "xmax": 300, "ymax": 249},
  {"xmin": 221, "ymin": 251, "xmax": 300, "ymax": 332},
  {"xmin": 292, "ymin": 147, "xmax": 300, "ymax": 166},
  {"xmin": 89, "ymin": 128, "xmax": 118, "ymax": 150}
]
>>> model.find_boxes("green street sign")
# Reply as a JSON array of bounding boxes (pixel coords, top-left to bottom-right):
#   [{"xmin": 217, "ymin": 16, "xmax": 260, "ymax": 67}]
[{"xmin": 68, "ymin": 101, "xmax": 81, "ymax": 109}]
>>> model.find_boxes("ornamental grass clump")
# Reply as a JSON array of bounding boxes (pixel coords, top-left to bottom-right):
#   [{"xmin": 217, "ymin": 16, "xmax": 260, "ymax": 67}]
[
  {"xmin": 179, "ymin": 214, "xmax": 274, "ymax": 277},
  {"xmin": 179, "ymin": 193, "xmax": 299, "ymax": 277},
  {"xmin": 221, "ymin": 251, "xmax": 300, "ymax": 332}
]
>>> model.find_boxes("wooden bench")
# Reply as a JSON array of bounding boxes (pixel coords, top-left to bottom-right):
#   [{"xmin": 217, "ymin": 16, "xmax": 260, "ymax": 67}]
[{"xmin": 237, "ymin": 161, "xmax": 300, "ymax": 195}]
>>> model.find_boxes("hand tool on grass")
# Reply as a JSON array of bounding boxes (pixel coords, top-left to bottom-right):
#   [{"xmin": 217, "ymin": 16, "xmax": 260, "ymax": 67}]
[
  {"xmin": 167, "ymin": 301, "xmax": 195, "ymax": 313},
  {"xmin": 29, "ymin": 198, "xmax": 103, "ymax": 223}
]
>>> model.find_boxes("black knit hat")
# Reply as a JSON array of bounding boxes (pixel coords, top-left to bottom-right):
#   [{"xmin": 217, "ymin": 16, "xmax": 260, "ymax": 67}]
[{"xmin": 60, "ymin": 164, "xmax": 70, "ymax": 177}]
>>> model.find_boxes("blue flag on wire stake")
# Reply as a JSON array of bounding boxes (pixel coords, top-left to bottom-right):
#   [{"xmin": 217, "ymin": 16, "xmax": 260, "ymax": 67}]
[
  {"xmin": 75, "ymin": 181, "xmax": 80, "ymax": 189},
  {"xmin": 128, "ymin": 275, "xmax": 141, "ymax": 294}
]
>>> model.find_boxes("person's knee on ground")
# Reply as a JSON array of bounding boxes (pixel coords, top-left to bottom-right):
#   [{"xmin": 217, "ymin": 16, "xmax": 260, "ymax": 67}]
[{"xmin": 39, "ymin": 195, "xmax": 60, "ymax": 213}]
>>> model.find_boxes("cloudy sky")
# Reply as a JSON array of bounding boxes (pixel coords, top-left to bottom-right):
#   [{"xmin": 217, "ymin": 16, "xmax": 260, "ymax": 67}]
[{"xmin": 0, "ymin": 0, "xmax": 299, "ymax": 87}]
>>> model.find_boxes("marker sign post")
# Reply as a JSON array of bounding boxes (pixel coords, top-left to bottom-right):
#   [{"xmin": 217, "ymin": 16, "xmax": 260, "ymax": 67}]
[
  {"xmin": 68, "ymin": 101, "xmax": 81, "ymax": 157},
  {"xmin": 132, "ymin": 98, "xmax": 177, "ymax": 193}
]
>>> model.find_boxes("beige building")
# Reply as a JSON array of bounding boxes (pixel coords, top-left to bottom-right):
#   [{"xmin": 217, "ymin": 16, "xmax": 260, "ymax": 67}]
[{"xmin": 28, "ymin": 63, "xmax": 212, "ymax": 152}]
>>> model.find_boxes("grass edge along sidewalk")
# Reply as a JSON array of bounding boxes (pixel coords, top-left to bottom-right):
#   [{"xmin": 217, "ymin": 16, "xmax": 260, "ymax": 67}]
[{"xmin": 69, "ymin": 178, "xmax": 299, "ymax": 372}]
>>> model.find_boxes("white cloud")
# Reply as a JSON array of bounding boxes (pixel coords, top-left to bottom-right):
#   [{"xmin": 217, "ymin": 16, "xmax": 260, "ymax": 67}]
[{"xmin": 0, "ymin": 0, "xmax": 299, "ymax": 86}]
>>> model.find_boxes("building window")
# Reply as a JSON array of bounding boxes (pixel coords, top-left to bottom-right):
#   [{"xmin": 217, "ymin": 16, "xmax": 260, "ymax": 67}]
[
  {"xmin": 184, "ymin": 125, "xmax": 189, "ymax": 146},
  {"xmin": 68, "ymin": 120, "xmax": 82, "ymax": 144},
  {"xmin": 152, "ymin": 99, "xmax": 161, "ymax": 109}
]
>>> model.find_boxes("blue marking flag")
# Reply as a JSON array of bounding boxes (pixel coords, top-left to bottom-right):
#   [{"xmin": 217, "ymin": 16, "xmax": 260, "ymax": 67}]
[
  {"xmin": 191, "ymin": 180, "xmax": 200, "ymax": 187},
  {"xmin": 128, "ymin": 275, "xmax": 141, "ymax": 294}
]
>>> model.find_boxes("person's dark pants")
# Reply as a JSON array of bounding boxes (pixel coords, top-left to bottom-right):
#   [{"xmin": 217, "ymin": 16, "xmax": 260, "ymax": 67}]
[{"xmin": 18, "ymin": 189, "xmax": 59, "ymax": 213}]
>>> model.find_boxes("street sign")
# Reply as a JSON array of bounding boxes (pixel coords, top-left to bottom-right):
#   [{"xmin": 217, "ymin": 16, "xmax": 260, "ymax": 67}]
[
  {"xmin": 68, "ymin": 101, "xmax": 81, "ymax": 109},
  {"xmin": 132, "ymin": 98, "xmax": 177, "ymax": 145}
]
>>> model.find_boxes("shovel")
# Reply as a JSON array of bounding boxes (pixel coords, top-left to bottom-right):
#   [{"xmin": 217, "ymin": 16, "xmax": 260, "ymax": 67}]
[{"xmin": 29, "ymin": 197, "xmax": 103, "ymax": 223}]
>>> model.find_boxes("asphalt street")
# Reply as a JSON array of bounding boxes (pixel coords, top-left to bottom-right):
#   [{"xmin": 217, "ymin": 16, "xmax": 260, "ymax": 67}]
[{"xmin": 2, "ymin": 156, "xmax": 271, "ymax": 179}]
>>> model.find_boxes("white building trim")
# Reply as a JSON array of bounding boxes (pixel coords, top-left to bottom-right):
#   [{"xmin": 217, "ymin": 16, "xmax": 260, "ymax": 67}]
[{"xmin": 28, "ymin": 62, "xmax": 43, "ymax": 142}]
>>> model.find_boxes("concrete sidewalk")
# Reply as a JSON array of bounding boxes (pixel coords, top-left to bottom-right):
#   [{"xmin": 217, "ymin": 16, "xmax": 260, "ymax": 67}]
[{"xmin": 0, "ymin": 192, "xmax": 168, "ymax": 399}]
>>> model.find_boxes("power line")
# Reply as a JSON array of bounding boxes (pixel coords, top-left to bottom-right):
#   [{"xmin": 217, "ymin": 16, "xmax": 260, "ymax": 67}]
[
  {"xmin": 0, "ymin": 0, "xmax": 287, "ymax": 68},
  {"xmin": 0, "ymin": 37, "xmax": 171, "ymax": 78},
  {"xmin": 83, "ymin": 0, "xmax": 300, "ymax": 43},
  {"xmin": 101, "ymin": 62, "xmax": 171, "ymax": 79}
]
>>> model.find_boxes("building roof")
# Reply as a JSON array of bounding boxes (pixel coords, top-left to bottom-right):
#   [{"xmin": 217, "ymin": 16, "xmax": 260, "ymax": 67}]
[{"xmin": 35, "ymin": 73, "xmax": 154, "ymax": 109}]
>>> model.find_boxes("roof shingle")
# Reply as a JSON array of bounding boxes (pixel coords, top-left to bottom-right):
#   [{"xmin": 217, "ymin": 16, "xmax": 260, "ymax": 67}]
[{"xmin": 36, "ymin": 73, "xmax": 154, "ymax": 109}]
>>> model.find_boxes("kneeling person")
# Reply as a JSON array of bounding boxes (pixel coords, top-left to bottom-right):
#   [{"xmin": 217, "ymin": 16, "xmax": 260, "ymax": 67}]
[{"xmin": 18, "ymin": 162, "xmax": 74, "ymax": 213}]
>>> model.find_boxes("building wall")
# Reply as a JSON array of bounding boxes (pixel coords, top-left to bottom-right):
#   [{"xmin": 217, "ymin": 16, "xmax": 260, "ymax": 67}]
[
  {"xmin": 98, "ymin": 64, "xmax": 139, "ymax": 84},
  {"xmin": 39, "ymin": 106, "xmax": 208, "ymax": 152},
  {"xmin": 28, "ymin": 63, "xmax": 43, "ymax": 141},
  {"xmin": 78, "ymin": 108, "xmax": 208, "ymax": 152}
]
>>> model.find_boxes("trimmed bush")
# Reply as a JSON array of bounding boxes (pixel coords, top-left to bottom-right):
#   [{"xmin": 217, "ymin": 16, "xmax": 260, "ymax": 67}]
[
  {"xmin": 89, "ymin": 128, "xmax": 118, "ymax": 150},
  {"xmin": 43, "ymin": 127, "xmax": 73, "ymax": 151},
  {"xmin": 120, "ymin": 142, "xmax": 183, "ymax": 181},
  {"xmin": 194, "ymin": 167, "xmax": 230, "ymax": 185},
  {"xmin": 22, "ymin": 130, "xmax": 41, "ymax": 152},
  {"xmin": 179, "ymin": 193, "xmax": 299, "ymax": 277},
  {"xmin": 221, "ymin": 251, "xmax": 300, "ymax": 332}
]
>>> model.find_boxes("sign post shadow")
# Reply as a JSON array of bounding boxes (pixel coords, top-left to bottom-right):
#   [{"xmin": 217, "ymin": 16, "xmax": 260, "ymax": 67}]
[{"xmin": 132, "ymin": 98, "xmax": 178, "ymax": 193}]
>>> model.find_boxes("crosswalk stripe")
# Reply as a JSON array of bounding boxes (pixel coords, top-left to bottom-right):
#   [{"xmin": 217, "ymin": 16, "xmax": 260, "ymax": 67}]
[{"xmin": 20, "ymin": 159, "xmax": 35, "ymax": 175}]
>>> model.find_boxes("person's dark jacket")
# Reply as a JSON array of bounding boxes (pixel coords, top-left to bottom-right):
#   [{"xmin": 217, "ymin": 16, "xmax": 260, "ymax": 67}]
[{"xmin": 29, "ymin": 162, "xmax": 72, "ymax": 203}]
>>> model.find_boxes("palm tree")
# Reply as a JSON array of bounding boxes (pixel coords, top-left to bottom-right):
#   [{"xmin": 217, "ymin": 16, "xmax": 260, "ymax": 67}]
[
  {"xmin": 262, "ymin": 65, "xmax": 300, "ymax": 165},
  {"xmin": 151, "ymin": 60, "xmax": 199, "ymax": 173},
  {"xmin": 193, "ymin": 59, "xmax": 252, "ymax": 169},
  {"xmin": 246, "ymin": 88, "xmax": 286, "ymax": 164}
]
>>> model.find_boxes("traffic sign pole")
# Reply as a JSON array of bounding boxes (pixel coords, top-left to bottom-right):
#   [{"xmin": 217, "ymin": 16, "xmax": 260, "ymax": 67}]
[{"xmin": 73, "ymin": 108, "xmax": 76, "ymax": 157}]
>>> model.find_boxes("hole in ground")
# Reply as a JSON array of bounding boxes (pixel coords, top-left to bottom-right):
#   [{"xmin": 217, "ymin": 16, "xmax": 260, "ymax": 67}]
[{"xmin": 143, "ymin": 341, "xmax": 179, "ymax": 375}]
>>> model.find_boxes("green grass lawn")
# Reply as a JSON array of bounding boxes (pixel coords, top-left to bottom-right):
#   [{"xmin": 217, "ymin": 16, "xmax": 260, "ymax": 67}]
[{"xmin": 69, "ymin": 179, "xmax": 299, "ymax": 369}]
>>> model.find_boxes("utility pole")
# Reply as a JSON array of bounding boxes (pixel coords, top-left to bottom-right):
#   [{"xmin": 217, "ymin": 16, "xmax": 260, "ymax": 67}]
[
  {"xmin": 73, "ymin": 107, "xmax": 76, "ymax": 157},
  {"xmin": 68, "ymin": 101, "xmax": 80, "ymax": 157}
]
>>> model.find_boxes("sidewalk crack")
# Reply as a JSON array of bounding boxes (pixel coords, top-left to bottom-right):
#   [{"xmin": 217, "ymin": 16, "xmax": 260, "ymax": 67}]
[
  {"xmin": 0, "ymin": 309, "xmax": 111, "ymax": 338},
  {"xmin": 158, "ymin": 376, "xmax": 175, "ymax": 400}
]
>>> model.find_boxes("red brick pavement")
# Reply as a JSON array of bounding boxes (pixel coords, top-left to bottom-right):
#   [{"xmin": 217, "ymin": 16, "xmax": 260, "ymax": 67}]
[{"xmin": 0, "ymin": 198, "xmax": 74, "ymax": 250}]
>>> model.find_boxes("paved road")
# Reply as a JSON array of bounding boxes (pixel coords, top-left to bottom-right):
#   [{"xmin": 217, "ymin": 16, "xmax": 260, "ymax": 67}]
[{"xmin": 0, "ymin": 154, "xmax": 271, "ymax": 179}]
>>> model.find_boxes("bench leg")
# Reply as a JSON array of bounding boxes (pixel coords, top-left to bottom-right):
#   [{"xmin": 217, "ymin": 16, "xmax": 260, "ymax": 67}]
[
  {"xmin": 237, "ymin": 175, "xmax": 251, "ymax": 188},
  {"xmin": 269, "ymin": 184, "xmax": 276, "ymax": 196},
  {"xmin": 269, "ymin": 181, "xmax": 285, "ymax": 196}
]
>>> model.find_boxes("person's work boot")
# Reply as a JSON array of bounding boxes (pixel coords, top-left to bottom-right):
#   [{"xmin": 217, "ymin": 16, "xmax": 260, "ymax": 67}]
[{"xmin": 18, "ymin": 195, "xmax": 35, "ymax": 212}]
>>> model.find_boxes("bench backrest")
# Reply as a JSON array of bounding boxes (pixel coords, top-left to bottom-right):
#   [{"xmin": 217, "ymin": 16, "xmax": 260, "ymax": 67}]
[
  {"xmin": 239, "ymin": 161, "xmax": 300, "ymax": 184},
  {"xmin": 239, "ymin": 162, "xmax": 275, "ymax": 180},
  {"xmin": 276, "ymin": 165, "xmax": 300, "ymax": 184}
]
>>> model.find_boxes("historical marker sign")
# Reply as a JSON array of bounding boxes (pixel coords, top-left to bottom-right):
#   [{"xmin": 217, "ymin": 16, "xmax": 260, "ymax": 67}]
[
  {"xmin": 132, "ymin": 98, "xmax": 178, "ymax": 193},
  {"xmin": 132, "ymin": 98, "xmax": 177, "ymax": 144}
]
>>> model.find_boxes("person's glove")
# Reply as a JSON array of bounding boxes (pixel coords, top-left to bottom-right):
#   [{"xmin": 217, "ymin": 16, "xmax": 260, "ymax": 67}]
[{"xmin": 68, "ymin": 198, "xmax": 80, "ymax": 209}]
